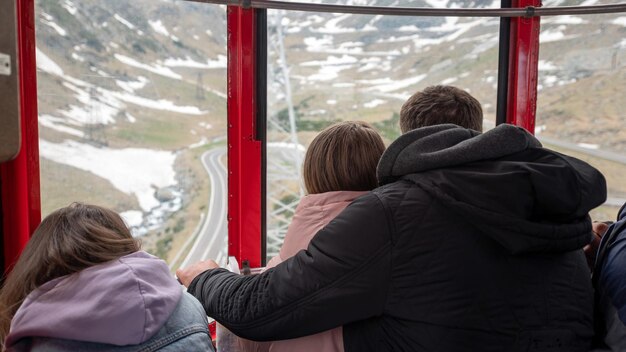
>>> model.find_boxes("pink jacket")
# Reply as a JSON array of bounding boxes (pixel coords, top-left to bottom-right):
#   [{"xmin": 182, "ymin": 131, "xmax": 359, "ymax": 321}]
[{"xmin": 239, "ymin": 190, "xmax": 367, "ymax": 352}]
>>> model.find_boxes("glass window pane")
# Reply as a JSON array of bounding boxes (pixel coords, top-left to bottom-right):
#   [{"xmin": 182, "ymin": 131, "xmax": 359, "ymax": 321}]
[
  {"xmin": 536, "ymin": 2, "xmax": 626, "ymax": 220},
  {"xmin": 266, "ymin": 4, "xmax": 502, "ymax": 260},
  {"xmin": 35, "ymin": 0, "xmax": 227, "ymax": 268}
]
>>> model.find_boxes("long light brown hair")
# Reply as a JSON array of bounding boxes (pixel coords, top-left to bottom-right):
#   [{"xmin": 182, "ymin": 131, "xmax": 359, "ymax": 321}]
[
  {"xmin": 0, "ymin": 203, "xmax": 140, "ymax": 346},
  {"xmin": 304, "ymin": 121, "xmax": 386, "ymax": 194}
]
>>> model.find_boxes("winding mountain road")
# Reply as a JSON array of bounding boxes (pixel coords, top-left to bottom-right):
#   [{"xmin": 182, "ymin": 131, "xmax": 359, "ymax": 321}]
[{"xmin": 179, "ymin": 148, "xmax": 229, "ymax": 269}]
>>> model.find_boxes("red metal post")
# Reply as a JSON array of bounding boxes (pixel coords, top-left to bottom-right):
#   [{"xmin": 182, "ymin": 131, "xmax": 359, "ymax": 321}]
[
  {"xmin": 227, "ymin": 6, "xmax": 263, "ymax": 268},
  {"xmin": 506, "ymin": 0, "xmax": 541, "ymax": 134},
  {"xmin": 1, "ymin": 0, "xmax": 41, "ymax": 271}
]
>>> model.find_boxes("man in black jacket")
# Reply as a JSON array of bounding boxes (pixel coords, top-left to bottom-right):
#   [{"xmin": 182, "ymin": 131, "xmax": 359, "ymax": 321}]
[{"xmin": 178, "ymin": 86, "xmax": 606, "ymax": 351}]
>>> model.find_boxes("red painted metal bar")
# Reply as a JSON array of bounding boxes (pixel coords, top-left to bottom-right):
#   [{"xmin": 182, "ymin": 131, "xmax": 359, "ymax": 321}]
[
  {"xmin": 227, "ymin": 6, "xmax": 263, "ymax": 268},
  {"xmin": 1, "ymin": 0, "xmax": 41, "ymax": 272},
  {"xmin": 506, "ymin": 0, "xmax": 542, "ymax": 134}
]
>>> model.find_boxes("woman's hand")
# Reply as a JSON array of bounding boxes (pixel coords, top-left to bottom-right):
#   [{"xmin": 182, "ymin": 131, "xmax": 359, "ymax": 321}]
[{"xmin": 176, "ymin": 259, "xmax": 220, "ymax": 287}]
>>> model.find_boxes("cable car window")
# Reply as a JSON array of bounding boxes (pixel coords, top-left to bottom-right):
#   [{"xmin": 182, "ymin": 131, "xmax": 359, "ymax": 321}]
[
  {"xmin": 536, "ymin": 0, "xmax": 626, "ymax": 220},
  {"xmin": 35, "ymin": 0, "xmax": 228, "ymax": 268},
  {"xmin": 265, "ymin": 4, "xmax": 502, "ymax": 260}
]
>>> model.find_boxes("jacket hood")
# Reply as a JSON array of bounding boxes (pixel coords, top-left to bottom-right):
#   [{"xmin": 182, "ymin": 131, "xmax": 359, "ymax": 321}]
[
  {"xmin": 6, "ymin": 251, "xmax": 182, "ymax": 347},
  {"xmin": 277, "ymin": 191, "xmax": 368, "ymax": 262},
  {"xmin": 378, "ymin": 124, "xmax": 607, "ymax": 254},
  {"xmin": 297, "ymin": 191, "xmax": 368, "ymax": 208}
]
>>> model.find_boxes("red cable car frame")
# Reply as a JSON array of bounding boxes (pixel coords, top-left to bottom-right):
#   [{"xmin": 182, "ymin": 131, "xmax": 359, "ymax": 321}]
[{"xmin": 1, "ymin": 0, "xmax": 547, "ymax": 273}]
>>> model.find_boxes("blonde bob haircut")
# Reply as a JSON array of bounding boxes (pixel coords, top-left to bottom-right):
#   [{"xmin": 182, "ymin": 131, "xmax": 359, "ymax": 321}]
[{"xmin": 303, "ymin": 121, "xmax": 385, "ymax": 194}]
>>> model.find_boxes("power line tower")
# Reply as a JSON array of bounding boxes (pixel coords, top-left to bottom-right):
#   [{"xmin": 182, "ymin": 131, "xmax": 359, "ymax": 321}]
[
  {"xmin": 86, "ymin": 87, "xmax": 108, "ymax": 147},
  {"xmin": 265, "ymin": 10, "xmax": 305, "ymax": 261},
  {"xmin": 196, "ymin": 72, "xmax": 206, "ymax": 100}
]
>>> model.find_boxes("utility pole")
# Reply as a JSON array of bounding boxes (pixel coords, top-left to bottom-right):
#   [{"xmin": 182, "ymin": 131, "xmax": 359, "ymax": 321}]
[
  {"xmin": 87, "ymin": 87, "xmax": 108, "ymax": 147},
  {"xmin": 265, "ymin": 10, "xmax": 305, "ymax": 259},
  {"xmin": 196, "ymin": 72, "xmax": 206, "ymax": 100}
]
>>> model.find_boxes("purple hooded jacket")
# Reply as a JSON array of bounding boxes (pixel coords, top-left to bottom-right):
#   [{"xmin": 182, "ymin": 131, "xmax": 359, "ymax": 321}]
[{"xmin": 6, "ymin": 251, "xmax": 182, "ymax": 347}]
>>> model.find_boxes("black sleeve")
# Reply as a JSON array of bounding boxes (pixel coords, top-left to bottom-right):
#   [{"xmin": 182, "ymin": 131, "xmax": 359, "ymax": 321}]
[{"xmin": 187, "ymin": 192, "xmax": 393, "ymax": 341}]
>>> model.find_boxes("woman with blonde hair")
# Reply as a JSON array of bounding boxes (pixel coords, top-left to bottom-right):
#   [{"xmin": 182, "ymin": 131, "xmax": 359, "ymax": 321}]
[
  {"xmin": 0, "ymin": 203, "xmax": 213, "ymax": 352},
  {"xmin": 238, "ymin": 121, "xmax": 386, "ymax": 352}
]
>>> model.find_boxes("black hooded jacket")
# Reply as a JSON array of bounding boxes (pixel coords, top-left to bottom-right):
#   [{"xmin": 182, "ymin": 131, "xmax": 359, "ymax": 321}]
[{"xmin": 188, "ymin": 124, "xmax": 607, "ymax": 352}]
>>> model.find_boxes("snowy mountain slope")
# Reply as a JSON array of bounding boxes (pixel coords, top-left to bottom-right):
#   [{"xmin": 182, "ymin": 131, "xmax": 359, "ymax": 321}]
[
  {"xmin": 34, "ymin": 0, "xmax": 626, "ymax": 257},
  {"xmin": 35, "ymin": 0, "xmax": 228, "ymax": 249},
  {"xmin": 266, "ymin": 0, "xmax": 625, "ymax": 149}
]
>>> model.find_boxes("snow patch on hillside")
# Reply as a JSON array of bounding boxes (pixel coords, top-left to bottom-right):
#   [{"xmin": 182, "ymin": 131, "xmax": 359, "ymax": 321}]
[
  {"xmin": 39, "ymin": 115, "xmax": 85, "ymax": 137},
  {"xmin": 312, "ymin": 14, "xmax": 357, "ymax": 34},
  {"xmin": 548, "ymin": 16, "xmax": 586, "ymax": 25},
  {"xmin": 543, "ymin": 0, "xmax": 566, "ymax": 5},
  {"xmin": 62, "ymin": 0, "xmax": 77, "ymax": 15},
  {"xmin": 72, "ymin": 52, "xmax": 85, "ymax": 62},
  {"xmin": 114, "ymin": 14, "xmax": 136, "ymax": 30},
  {"xmin": 360, "ymin": 74, "xmax": 427, "ymax": 93},
  {"xmin": 424, "ymin": 0, "xmax": 449, "ymax": 7},
  {"xmin": 426, "ymin": 18, "xmax": 494, "ymax": 45},
  {"xmin": 304, "ymin": 36, "xmax": 333, "ymax": 52},
  {"xmin": 613, "ymin": 17, "xmax": 626, "ymax": 27},
  {"xmin": 41, "ymin": 13, "xmax": 67, "ymax": 36},
  {"xmin": 149, "ymin": 20, "xmax": 170, "ymax": 36},
  {"xmin": 36, "ymin": 56, "xmax": 205, "ymax": 136},
  {"xmin": 301, "ymin": 55, "xmax": 358, "ymax": 67},
  {"xmin": 116, "ymin": 76, "xmax": 149, "ymax": 93},
  {"xmin": 540, "ymin": 27, "xmax": 565, "ymax": 42},
  {"xmin": 60, "ymin": 81, "xmax": 122, "ymax": 125},
  {"xmin": 39, "ymin": 139, "xmax": 178, "ymax": 211},
  {"xmin": 120, "ymin": 210, "xmax": 144, "ymax": 228},
  {"xmin": 301, "ymin": 55, "xmax": 358, "ymax": 81},
  {"xmin": 308, "ymin": 65, "xmax": 353, "ymax": 81},
  {"xmin": 164, "ymin": 55, "xmax": 227, "ymax": 69},
  {"xmin": 36, "ymin": 48, "xmax": 64, "ymax": 75},
  {"xmin": 189, "ymin": 137, "xmax": 208, "ymax": 149},
  {"xmin": 357, "ymin": 57, "xmax": 388, "ymax": 72},
  {"xmin": 364, "ymin": 99, "xmax": 386, "ymax": 108},
  {"xmin": 538, "ymin": 60, "xmax": 557, "ymax": 71},
  {"xmin": 399, "ymin": 25, "xmax": 420, "ymax": 32},
  {"xmin": 464, "ymin": 34, "xmax": 498, "ymax": 58},
  {"xmin": 61, "ymin": 104, "xmax": 117, "ymax": 125},
  {"xmin": 115, "ymin": 54, "xmax": 182, "ymax": 79},
  {"xmin": 111, "ymin": 91, "xmax": 206, "ymax": 115}
]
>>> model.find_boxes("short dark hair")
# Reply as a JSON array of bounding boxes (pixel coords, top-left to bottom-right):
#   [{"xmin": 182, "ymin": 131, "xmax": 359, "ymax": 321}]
[
  {"xmin": 400, "ymin": 85, "xmax": 483, "ymax": 133},
  {"xmin": 304, "ymin": 121, "xmax": 385, "ymax": 194}
]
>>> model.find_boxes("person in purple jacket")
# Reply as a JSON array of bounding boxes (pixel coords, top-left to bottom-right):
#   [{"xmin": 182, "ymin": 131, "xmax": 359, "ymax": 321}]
[{"xmin": 0, "ymin": 203, "xmax": 214, "ymax": 352}]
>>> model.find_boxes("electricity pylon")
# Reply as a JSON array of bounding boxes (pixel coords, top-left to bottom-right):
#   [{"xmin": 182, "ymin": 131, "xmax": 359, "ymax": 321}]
[{"xmin": 265, "ymin": 10, "xmax": 305, "ymax": 261}]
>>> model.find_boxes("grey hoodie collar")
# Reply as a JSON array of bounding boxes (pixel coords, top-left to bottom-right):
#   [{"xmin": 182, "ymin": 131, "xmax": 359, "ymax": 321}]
[{"xmin": 377, "ymin": 124, "xmax": 542, "ymax": 184}]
